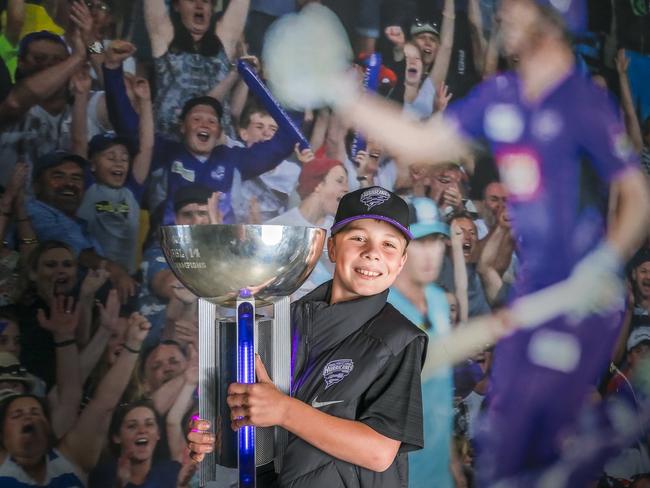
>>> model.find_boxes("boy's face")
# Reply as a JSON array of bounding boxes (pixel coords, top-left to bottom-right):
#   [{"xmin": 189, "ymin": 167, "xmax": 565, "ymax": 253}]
[
  {"xmin": 180, "ymin": 105, "xmax": 222, "ymax": 156},
  {"xmin": 328, "ymin": 219, "xmax": 408, "ymax": 304},
  {"xmin": 402, "ymin": 234, "xmax": 445, "ymax": 286},
  {"xmin": 92, "ymin": 143, "xmax": 130, "ymax": 188},
  {"xmin": 239, "ymin": 112, "xmax": 278, "ymax": 146}
]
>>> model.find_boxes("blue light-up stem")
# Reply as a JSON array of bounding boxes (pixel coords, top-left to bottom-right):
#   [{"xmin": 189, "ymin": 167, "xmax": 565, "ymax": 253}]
[
  {"xmin": 350, "ymin": 53, "xmax": 382, "ymax": 159},
  {"xmin": 237, "ymin": 60, "xmax": 311, "ymax": 150},
  {"xmin": 237, "ymin": 288, "xmax": 255, "ymax": 488}
]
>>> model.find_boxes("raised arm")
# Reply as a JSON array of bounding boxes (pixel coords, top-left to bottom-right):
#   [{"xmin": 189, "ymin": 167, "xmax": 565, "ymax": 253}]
[
  {"xmin": 615, "ymin": 49, "xmax": 644, "ymax": 153},
  {"xmin": 429, "ymin": 0, "xmax": 455, "ymax": 87},
  {"xmin": 6, "ymin": 0, "xmax": 26, "ymax": 46},
  {"xmin": 227, "ymin": 356, "xmax": 401, "ymax": 472},
  {"xmin": 103, "ymin": 41, "xmax": 140, "ymax": 136},
  {"xmin": 131, "ymin": 78, "xmax": 154, "ymax": 185},
  {"xmin": 450, "ymin": 221, "xmax": 469, "ymax": 322},
  {"xmin": 58, "ymin": 313, "xmax": 151, "ymax": 473},
  {"xmin": 70, "ymin": 67, "xmax": 91, "ymax": 157},
  {"xmin": 38, "ymin": 296, "xmax": 83, "ymax": 439},
  {"xmin": 338, "ymin": 92, "xmax": 467, "ymax": 166},
  {"xmin": 144, "ymin": 0, "xmax": 174, "ymax": 58},
  {"xmin": 215, "ymin": 0, "xmax": 251, "ymax": 60},
  {"xmin": 166, "ymin": 345, "xmax": 198, "ymax": 462},
  {"xmin": 466, "ymin": 0, "xmax": 488, "ymax": 75}
]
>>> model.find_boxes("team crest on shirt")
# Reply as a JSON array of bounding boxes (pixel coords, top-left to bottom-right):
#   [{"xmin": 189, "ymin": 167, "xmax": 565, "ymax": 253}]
[
  {"xmin": 360, "ymin": 188, "xmax": 390, "ymax": 210},
  {"xmin": 171, "ymin": 161, "xmax": 195, "ymax": 182},
  {"xmin": 495, "ymin": 147, "xmax": 542, "ymax": 201},
  {"xmin": 210, "ymin": 166, "xmax": 226, "ymax": 181},
  {"xmin": 323, "ymin": 359, "xmax": 354, "ymax": 389},
  {"xmin": 532, "ymin": 110, "xmax": 562, "ymax": 142},
  {"xmin": 484, "ymin": 103, "xmax": 524, "ymax": 143}
]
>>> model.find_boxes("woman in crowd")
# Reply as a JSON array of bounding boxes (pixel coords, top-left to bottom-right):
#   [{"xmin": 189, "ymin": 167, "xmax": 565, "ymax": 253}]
[{"xmin": 88, "ymin": 400, "xmax": 183, "ymax": 488}]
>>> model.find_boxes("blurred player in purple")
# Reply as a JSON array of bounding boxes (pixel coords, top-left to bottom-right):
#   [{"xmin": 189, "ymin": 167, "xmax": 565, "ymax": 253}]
[{"xmin": 270, "ymin": 0, "xmax": 650, "ymax": 485}]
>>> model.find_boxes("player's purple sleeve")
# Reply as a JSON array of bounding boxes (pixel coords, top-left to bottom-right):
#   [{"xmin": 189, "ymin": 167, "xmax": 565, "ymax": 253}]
[
  {"xmin": 576, "ymin": 86, "xmax": 640, "ymax": 183},
  {"xmin": 103, "ymin": 64, "xmax": 139, "ymax": 137},
  {"xmin": 234, "ymin": 131, "xmax": 295, "ymax": 181}
]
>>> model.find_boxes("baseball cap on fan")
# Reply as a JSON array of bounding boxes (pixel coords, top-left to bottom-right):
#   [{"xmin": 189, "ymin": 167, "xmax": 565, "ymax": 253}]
[{"xmin": 331, "ymin": 186, "xmax": 413, "ymax": 241}]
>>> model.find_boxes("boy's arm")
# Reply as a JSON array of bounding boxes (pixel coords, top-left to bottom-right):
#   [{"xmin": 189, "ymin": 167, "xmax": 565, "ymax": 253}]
[
  {"xmin": 227, "ymin": 356, "xmax": 401, "ymax": 472},
  {"xmin": 103, "ymin": 42, "xmax": 140, "ymax": 136},
  {"xmin": 235, "ymin": 131, "xmax": 295, "ymax": 181},
  {"xmin": 131, "ymin": 78, "xmax": 154, "ymax": 185}
]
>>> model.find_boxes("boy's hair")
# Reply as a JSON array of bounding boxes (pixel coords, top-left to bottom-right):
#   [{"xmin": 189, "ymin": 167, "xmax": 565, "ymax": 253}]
[{"xmin": 239, "ymin": 101, "xmax": 271, "ymax": 129}]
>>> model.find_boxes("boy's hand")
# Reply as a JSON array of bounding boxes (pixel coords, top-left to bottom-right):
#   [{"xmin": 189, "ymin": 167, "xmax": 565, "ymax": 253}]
[
  {"xmin": 187, "ymin": 417, "xmax": 216, "ymax": 463},
  {"xmin": 227, "ymin": 355, "xmax": 289, "ymax": 430},
  {"xmin": 133, "ymin": 77, "xmax": 151, "ymax": 102},
  {"xmin": 295, "ymin": 143, "xmax": 315, "ymax": 165},
  {"xmin": 105, "ymin": 40, "xmax": 136, "ymax": 69}
]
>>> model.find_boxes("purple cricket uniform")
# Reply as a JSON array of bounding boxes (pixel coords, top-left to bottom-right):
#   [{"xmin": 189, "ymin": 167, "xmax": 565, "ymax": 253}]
[{"xmin": 445, "ymin": 70, "xmax": 639, "ymax": 483}]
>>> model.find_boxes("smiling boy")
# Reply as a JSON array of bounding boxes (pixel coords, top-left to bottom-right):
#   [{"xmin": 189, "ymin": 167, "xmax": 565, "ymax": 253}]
[{"xmin": 188, "ymin": 186, "xmax": 428, "ymax": 488}]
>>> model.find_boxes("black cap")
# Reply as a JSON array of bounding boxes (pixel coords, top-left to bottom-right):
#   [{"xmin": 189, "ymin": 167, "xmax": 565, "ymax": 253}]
[
  {"xmin": 331, "ymin": 186, "xmax": 413, "ymax": 241},
  {"xmin": 179, "ymin": 96, "xmax": 223, "ymax": 121},
  {"xmin": 173, "ymin": 184, "xmax": 213, "ymax": 213},
  {"xmin": 410, "ymin": 18, "xmax": 440, "ymax": 38},
  {"xmin": 88, "ymin": 134, "xmax": 135, "ymax": 159},
  {"xmin": 33, "ymin": 150, "xmax": 89, "ymax": 181}
]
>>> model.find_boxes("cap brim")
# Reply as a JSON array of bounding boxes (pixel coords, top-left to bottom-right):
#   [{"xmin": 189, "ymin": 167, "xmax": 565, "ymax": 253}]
[
  {"xmin": 331, "ymin": 214, "xmax": 413, "ymax": 241},
  {"xmin": 411, "ymin": 222, "xmax": 450, "ymax": 240}
]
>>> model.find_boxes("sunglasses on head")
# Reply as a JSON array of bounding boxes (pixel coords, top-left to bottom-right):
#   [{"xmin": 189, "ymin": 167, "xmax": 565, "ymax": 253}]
[
  {"xmin": 0, "ymin": 364, "xmax": 27, "ymax": 376},
  {"xmin": 412, "ymin": 18, "xmax": 439, "ymax": 31},
  {"xmin": 85, "ymin": 1, "xmax": 110, "ymax": 11}
]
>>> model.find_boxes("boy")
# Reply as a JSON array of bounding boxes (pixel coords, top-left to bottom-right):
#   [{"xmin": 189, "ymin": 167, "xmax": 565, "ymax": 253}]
[{"xmin": 188, "ymin": 186, "xmax": 428, "ymax": 488}]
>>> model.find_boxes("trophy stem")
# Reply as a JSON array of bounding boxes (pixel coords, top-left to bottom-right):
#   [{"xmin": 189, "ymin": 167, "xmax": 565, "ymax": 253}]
[{"xmin": 237, "ymin": 295, "xmax": 256, "ymax": 488}]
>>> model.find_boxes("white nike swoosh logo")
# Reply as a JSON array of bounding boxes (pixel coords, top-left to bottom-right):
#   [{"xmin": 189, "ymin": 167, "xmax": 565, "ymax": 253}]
[{"xmin": 311, "ymin": 397, "xmax": 344, "ymax": 409}]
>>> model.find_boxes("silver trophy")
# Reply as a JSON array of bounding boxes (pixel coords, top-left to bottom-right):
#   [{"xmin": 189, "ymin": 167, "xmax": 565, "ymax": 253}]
[{"xmin": 160, "ymin": 224, "xmax": 326, "ymax": 488}]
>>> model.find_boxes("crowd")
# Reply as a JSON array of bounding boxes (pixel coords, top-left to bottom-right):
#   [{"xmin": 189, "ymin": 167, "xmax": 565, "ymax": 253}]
[{"xmin": 0, "ymin": 0, "xmax": 649, "ymax": 487}]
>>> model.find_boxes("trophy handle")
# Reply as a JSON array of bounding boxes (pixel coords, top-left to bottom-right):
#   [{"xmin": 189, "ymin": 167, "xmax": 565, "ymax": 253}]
[{"xmin": 198, "ymin": 298, "xmax": 217, "ymax": 487}]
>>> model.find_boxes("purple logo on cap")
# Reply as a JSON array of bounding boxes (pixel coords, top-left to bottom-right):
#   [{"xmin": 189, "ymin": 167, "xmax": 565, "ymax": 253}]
[{"xmin": 360, "ymin": 187, "xmax": 390, "ymax": 210}]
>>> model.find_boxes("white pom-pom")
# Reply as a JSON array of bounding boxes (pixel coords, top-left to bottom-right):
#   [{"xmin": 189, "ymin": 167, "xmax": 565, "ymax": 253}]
[{"xmin": 263, "ymin": 4, "xmax": 354, "ymax": 110}]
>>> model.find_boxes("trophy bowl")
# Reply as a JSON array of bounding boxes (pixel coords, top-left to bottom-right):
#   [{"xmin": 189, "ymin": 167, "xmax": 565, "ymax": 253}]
[{"xmin": 160, "ymin": 224, "xmax": 327, "ymax": 306}]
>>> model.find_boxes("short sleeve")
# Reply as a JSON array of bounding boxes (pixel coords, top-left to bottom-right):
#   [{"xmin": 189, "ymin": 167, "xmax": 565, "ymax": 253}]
[
  {"xmin": 577, "ymin": 88, "xmax": 639, "ymax": 183},
  {"xmin": 357, "ymin": 336, "xmax": 426, "ymax": 452},
  {"xmin": 443, "ymin": 75, "xmax": 504, "ymax": 141}
]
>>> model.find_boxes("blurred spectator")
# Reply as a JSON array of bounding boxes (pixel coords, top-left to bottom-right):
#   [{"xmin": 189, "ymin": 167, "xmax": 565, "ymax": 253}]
[
  {"xmin": 475, "ymin": 180, "xmax": 506, "ymax": 238},
  {"xmin": 388, "ymin": 196, "xmax": 457, "ymax": 487},
  {"xmin": 0, "ymin": 0, "xmax": 26, "ymax": 81},
  {"xmin": 0, "ymin": 309, "xmax": 21, "ymax": 357},
  {"xmin": 0, "ymin": 162, "xmax": 36, "ymax": 306},
  {"xmin": 231, "ymin": 103, "xmax": 313, "ymax": 223},
  {"xmin": 476, "ymin": 206, "xmax": 516, "ymax": 307},
  {"xmin": 143, "ymin": 0, "xmax": 250, "ymax": 138},
  {"xmin": 0, "ymin": 352, "xmax": 38, "ymax": 401},
  {"xmin": 438, "ymin": 212, "xmax": 491, "ymax": 317},
  {"xmin": 631, "ymin": 249, "xmax": 650, "ymax": 328}
]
